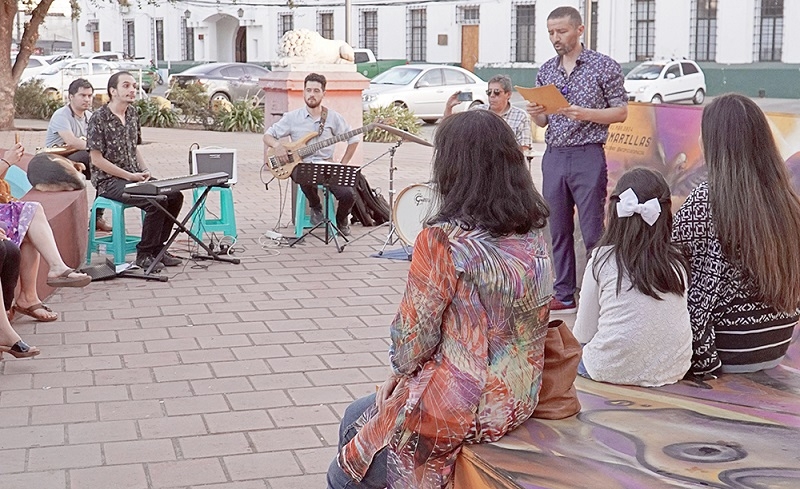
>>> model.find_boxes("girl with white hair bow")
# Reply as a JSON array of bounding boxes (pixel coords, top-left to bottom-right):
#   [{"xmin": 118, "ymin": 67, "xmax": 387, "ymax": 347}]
[{"xmin": 572, "ymin": 167, "xmax": 692, "ymax": 386}]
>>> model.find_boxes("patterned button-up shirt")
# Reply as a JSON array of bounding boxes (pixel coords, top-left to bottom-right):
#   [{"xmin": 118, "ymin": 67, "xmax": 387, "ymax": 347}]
[
  {"xmin": 87, "ymin": 104, "xmax": 142, "ymax": 194},
  {"xmin": 536, "ymin": 47, "xmax": 627, "ymax": 147},
  {"xmin": 471, "ymin": 103, "xmax": 532, "ymax": 148}
]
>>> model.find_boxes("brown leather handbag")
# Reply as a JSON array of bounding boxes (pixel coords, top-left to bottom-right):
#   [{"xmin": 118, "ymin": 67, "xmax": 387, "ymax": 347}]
[{"xmin": 532, "ymin": 319, "xmax": 582, "ymax": 419}]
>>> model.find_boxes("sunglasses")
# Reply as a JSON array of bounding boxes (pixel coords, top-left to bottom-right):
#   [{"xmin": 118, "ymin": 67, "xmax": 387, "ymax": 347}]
[{"xmin": 486, "ymin": 89, "xmax": 506, "ymax": 96}]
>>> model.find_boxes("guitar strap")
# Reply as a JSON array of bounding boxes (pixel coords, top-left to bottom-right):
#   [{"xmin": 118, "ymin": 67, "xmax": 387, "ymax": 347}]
[{"xmin": 317, "ymin": 107, "xmax": 328, "ymax": 137}]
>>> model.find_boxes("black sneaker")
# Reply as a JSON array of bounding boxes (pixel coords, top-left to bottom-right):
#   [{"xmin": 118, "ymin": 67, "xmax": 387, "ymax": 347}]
[
  {"xmin": 161, "ymin": 252, "xmax": 182, "ymax": 267},
  {"xmin": 135, "ymin": 254, "xmax": 164, "ymax": 272},
  {"xmin": 310, "ymin": 208, "xmax": 324, "ymax": 226}
]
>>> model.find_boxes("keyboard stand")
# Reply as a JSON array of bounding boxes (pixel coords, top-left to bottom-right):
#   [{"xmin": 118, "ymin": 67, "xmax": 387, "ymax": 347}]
[{"xmin": 120, "ymin": 185, "xmax": 241, "ymax": 282}]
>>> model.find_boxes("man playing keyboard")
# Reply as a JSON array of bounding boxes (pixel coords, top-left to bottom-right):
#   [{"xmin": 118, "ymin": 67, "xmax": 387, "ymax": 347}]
[{"xmin": 87, "ymin": 71, "xmax": 184, "ymax": 272}]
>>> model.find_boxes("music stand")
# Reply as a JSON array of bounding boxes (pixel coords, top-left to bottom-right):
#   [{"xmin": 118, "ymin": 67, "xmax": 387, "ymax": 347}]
[{"xmin": 289, "ymin": 163, "xmax": 359, "ymax": 253}]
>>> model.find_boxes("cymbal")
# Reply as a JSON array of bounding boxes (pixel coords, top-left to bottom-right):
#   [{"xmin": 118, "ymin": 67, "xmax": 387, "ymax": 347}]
[{"xmin": 373, "ymin": 123, "xmax": 433, "ymax": 147}]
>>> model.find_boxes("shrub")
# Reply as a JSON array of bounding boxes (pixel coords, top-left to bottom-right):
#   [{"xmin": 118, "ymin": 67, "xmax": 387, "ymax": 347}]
[
  {"xmin": 133, "ymin": 98, "xmax": 178, "ymax": 128},
  {"xmin": 14, "ymin": 79, "xmax": 63, "ymax": 120},
  {"xmin": 168, "ymin": 84, "xmax": 214, "ymax": 128},
  {"xmin": 216, "ymin": 99, "xmax": 264, "ymax": 132},
  {"xmin": 362, "ymin": 105, "xmax": 421, "ymax": 143}
]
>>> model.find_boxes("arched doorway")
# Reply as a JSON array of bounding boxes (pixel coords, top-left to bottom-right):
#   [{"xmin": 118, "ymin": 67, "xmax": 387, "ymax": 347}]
[{"xmin": 235, "ymin": 26, "xmax": 247, "ymax": 62}]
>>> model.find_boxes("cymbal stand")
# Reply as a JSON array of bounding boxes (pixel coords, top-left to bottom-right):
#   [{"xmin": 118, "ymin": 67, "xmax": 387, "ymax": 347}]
[{"xmin": 340, "ymin": 140, "xmax": 411, "ymax": 260}]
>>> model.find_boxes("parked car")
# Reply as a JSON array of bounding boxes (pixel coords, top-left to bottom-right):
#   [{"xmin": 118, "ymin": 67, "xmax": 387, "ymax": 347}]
[
  {"xmin": 166, "ymin": 62, "xmax": 270, "ymax": 104},
  {"xmin": 36, "ymin": 58, "xmax": 149, "ymax": 97},
  {"xmin": 624, "ymin": 59, "xmax": 706, "ymax": 105},
  {"xmin": 353, "ymin": 48, "xmax": 407, "ymax": 79},
  {"xmin": 362, "ymin": 64, "xmax": 488, "ymax": 123},
  {"xmin": 17, "ymin": 55, "xmax": 61, "ymax": 84}
]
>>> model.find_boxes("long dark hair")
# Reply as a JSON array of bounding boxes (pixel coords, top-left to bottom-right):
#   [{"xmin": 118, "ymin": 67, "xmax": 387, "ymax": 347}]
[
  {"xmin": 595, "ymin": 168, "xmax": 688, "ymax": 299},
  {"xmin": 428, "ymin": 110, "xmax": 549, "ymax": 235},
  {"xmin": 702, "ymin": 93, "xmax": 800, "ymax": 313}
]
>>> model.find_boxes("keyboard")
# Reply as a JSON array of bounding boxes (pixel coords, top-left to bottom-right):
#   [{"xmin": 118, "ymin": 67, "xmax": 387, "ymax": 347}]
[{"xmin": 125, "ymin": 172, "xmax": 230, "ymax": 195}]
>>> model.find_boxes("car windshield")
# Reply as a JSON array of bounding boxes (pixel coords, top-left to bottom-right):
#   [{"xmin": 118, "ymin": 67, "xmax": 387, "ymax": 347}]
[
  {"xmin": 626, "ymin": 63, "xmax": 664, "ymax": 81},
  {"xmin": 179, "ymin": 64, "xmax": 216, "ymax": 76},
  {"xmin": 371, "ymin": 68, "xmax": 422, "ymax": 85}
]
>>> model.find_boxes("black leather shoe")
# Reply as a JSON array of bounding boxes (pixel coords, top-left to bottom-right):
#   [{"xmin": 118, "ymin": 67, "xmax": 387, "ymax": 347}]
[
  {"xmin": 161, "ymin": 252, "xmax": 182, "ymax": 267},
  {"xmin": 135, "ymin": 254, "xmax": 164, "ymax": 272},
  {"xmin": 310, "ymin": 208, "xmax": 324, "ymax": 226}
]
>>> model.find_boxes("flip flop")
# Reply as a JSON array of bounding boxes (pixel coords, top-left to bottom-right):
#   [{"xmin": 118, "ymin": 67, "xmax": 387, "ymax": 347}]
[
  {"xmin": 46, "ymin": 268, "xmax": 91, "ymax": 288},
  {"xmin": 13, "ymin": 303, "xmax": 59, "ymax": 322}
]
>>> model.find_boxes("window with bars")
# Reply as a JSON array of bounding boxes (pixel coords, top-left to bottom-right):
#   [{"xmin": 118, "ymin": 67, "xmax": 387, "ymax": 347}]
[
  {"xmin": 360, "ymin": 9, "xmax": 378, "ymax": 57},
  {"xmin": 155, "ymin": 18, "xmax": 164, "ymax": 61},
  {"xmin": 318, "ymin": 11, "xmax": 334, "ymax": 39},
  {"xmin": 181, "ymin": 17, "xmax": 194, "ymax": 61},
  {"xmin": 456, "ymin": 5, "xmax": 480, "ymax": 25},
  {"xmin": 278, "ymin": 13, "xmax": 294, "ymax": 41},
  {"xmin": 123, "ymin": 20, "xmax": 135, "ymax": 57},
  {"xmin": 758, "ymin": 0, "xmax": 783, "ymax": 61},
  {"xmin": 692, "ymin": 0, "xmax": 717, "ymax": 61},
  {"xmin": 514, "ymin": 4, "xmax": 535, "ymax": 62},
  {"xmin": 632, "ymin": 0, "xmax": 655, "ymax": 61},
  {"xmin": 407, "ymin": 8, "xmax": 426, "ymax": 62}
]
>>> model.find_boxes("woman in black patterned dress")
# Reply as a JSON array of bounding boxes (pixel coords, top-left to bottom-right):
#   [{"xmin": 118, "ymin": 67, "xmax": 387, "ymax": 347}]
[{"xmin": 672, "ymin": 93, "xmax": 800, "ymax": 377}]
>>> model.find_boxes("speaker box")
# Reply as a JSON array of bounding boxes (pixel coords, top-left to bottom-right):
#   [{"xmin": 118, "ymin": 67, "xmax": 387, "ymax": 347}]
[{"xmin": 191, "ymin": 147, "xmax": 237, "ymax": 184}]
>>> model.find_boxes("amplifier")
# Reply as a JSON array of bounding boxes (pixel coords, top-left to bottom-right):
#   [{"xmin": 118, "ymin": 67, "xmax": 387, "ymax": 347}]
[{"xmin": 191, "ymin": 147, "xmax": 237, "ymax": 184}]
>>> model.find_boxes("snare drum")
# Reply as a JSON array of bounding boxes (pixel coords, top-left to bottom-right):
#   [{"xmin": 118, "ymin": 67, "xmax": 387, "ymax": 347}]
[{"xmin": 393, "ymin": 183, "xmax": 438, "ymax": 246}]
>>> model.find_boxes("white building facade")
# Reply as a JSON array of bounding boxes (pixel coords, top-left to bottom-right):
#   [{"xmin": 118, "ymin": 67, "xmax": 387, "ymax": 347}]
[{"xmin": 57, "ymin": 0, "xmax": 796, "ymax": 68}]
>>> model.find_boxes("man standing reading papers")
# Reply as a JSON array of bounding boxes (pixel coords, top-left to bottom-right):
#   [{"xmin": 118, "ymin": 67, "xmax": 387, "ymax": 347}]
[{"xmin": 527, "ymin": 6, "xmax": 627, "ymax": 313}]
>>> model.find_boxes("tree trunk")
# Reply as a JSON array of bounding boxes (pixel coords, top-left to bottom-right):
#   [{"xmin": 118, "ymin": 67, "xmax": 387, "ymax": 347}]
[{"xmin": 0, "ymin": 0, "xmax": 57, "ymax": 129}]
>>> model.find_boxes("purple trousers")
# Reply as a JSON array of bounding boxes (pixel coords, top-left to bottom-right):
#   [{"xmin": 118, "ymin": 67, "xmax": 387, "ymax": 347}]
[{"xmin": 542, "ymin": 143, "xmax": 607, "ymax": 302}]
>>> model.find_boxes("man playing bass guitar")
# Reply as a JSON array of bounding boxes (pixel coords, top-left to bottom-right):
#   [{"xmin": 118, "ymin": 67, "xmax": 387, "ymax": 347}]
[{"xmin": 263, "ymin": 73, "xmax": 359, "ymax": 236}]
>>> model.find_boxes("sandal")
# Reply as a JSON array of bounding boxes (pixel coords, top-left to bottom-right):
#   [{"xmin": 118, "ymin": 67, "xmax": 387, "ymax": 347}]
[
  {"xmin": 46, "ymin": 268, "xmax": 91, "ymax": 288},
  {"xmin": 13, "ymin": 303, "xmax": 58, "ymax": 322},
  {"xmin": 1, "ymin": 340, "xmax": 41, "ymax": 359}
]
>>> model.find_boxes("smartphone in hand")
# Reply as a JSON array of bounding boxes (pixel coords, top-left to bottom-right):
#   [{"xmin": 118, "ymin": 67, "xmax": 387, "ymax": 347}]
[{"xmin": 457, "ymin": 91, "xmax": 473, "ymax": 102}]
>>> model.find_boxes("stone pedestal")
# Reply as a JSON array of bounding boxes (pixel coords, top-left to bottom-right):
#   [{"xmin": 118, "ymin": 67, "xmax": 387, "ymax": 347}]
[{"xmin": 259, "ymin": 66, "xmax": 370, "ymax": 166}]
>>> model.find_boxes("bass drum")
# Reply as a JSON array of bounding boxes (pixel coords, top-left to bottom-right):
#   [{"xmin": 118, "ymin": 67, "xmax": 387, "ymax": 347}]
[{"xmin": 393, "ymin": 183, "xmax": 438, "ymax": 246}]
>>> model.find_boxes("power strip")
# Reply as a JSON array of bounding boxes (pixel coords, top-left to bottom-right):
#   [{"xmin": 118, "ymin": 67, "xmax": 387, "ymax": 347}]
[{"xmin": 264, "ymin": 230, "xmax": 284, "ymax": 240}]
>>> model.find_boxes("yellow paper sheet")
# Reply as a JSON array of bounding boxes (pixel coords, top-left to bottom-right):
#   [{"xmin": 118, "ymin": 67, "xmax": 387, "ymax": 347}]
[{"xmin": 515, "ymin": 84, "xmax": 570, "ymax": 115}]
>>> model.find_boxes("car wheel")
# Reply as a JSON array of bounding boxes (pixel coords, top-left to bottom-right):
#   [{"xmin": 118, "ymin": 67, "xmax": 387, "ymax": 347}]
[
  {"xmin": 421, "ymin": 118, "xmax": 438, "ymax": 124},
  {"xmin": 693, "ymin": 88, "xmax": 705, "ymax": 105},
  {"xmin": 651, "ymin": 94, "xmax": 663, "ymax": 104},
  {"xmin": 44, "ymin": 88, "xmax": 60, "ymax": 99},
  {"xmin": 392, "ymin": 101, "xmax": 407, "ymax": 109},
  {"xmin": 468, "ymin": 100, "xmax": 482, "ymax": 108},
  {"xmin": 211, "ymin": 92, "xmax": 231, "ymax": 103}
]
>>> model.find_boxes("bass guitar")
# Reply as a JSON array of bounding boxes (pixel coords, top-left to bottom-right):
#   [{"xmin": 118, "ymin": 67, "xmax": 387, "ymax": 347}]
[{"xmin": 265, "ymin": 124, "xmax": 376, "ymax": 180}]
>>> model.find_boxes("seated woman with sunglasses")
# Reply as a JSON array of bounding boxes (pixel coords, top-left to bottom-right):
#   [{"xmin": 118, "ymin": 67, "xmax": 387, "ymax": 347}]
[{"xmin": 444, "ymin": 74, "xmax": 532, "ymax": 151}]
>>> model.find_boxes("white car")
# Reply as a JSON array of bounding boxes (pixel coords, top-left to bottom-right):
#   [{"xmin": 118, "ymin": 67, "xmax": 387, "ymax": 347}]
[
  {"xmin": 624, "ymin": 59, "xmax": 706, "ymax": 105},
  {"xmin": 17, "ymin": 55, "xmax": 59, "ymax": 84},
  {"xmin": 362, "ymin": 64, "xmax": 488, "ymax": 123},
  {"xmin": 36, "ymin": 58, "xmax": 147, "ymax": 98}
]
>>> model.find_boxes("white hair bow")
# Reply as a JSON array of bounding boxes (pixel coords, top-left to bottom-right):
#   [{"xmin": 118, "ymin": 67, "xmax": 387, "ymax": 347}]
[{"xmin": 616, "ymin": 188, "xmax": 661, "ymax": 226}]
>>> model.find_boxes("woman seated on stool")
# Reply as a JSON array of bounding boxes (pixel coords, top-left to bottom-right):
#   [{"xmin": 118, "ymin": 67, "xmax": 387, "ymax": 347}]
[
  {"xmin": 327, "ymin": 110, "xmax": 553, "ymax": 488},
  {"xmin": 1, "ymin": 144, "xmax": 91, "ymax": 322},
  {"xmin": 672, "ymin": 93, "xmax": 800, "ymax": 377},
  {"xmin": 0, "ymin": 236, "xmax": 39, "ymax": 359}
]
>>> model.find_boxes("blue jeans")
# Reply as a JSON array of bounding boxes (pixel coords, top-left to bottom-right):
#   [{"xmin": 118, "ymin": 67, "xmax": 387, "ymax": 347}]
[{"xmin": 327, "ymin": 393, "xmax": 388, "ymax": 489}]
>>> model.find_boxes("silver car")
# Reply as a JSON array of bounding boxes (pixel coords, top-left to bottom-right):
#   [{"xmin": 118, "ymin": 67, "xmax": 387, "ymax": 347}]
[
  {"xmin": 167, "ymin": 62, "xmax": 270, "ymax": 104},
  {"xmin": 362, "ymin": 64, "xmax": 489, "ymax": 123}
]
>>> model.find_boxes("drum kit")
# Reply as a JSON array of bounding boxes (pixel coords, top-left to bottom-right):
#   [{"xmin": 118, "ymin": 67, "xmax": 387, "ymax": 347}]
[{"xmin": 342, "ymin": 123, "xmax": 438, "ymax": 258}]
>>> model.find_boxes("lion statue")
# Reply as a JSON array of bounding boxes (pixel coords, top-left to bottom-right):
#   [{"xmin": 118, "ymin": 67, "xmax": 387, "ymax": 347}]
[{"xmin": 276, "ymin": 29, "xmax": 355, "ymax": 66}]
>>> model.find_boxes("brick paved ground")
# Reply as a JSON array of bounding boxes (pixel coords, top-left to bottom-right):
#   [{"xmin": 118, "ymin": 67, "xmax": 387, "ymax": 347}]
[{"xmin": 0, "ymin": 121, "xmax": 549, "ymax": 488}]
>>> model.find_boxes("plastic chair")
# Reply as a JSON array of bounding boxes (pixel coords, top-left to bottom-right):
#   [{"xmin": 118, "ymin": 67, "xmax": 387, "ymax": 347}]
[
  {"xmin": 294, "ymin": 184, "xmax": 337, "ymax": 238},
  {"xmin": 190, "ymin": 186, "xmax": 237, "ymax": 239},
  {"xmin": 86, "ymin": 197, "xmax": 143, "ymax": 265},
  {"xmin": 5, "ymin": 166, "xmax": 32, "ymax": 199}
]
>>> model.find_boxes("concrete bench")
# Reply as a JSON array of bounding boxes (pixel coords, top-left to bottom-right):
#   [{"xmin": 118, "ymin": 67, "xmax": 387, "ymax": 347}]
[
  {"xmin": 6, "ymin": 151, "xmax": 88, "ymax": 300},
  {"xmin": 454, "ymin": 329, "xmax": 800, "ymax": 488}
]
